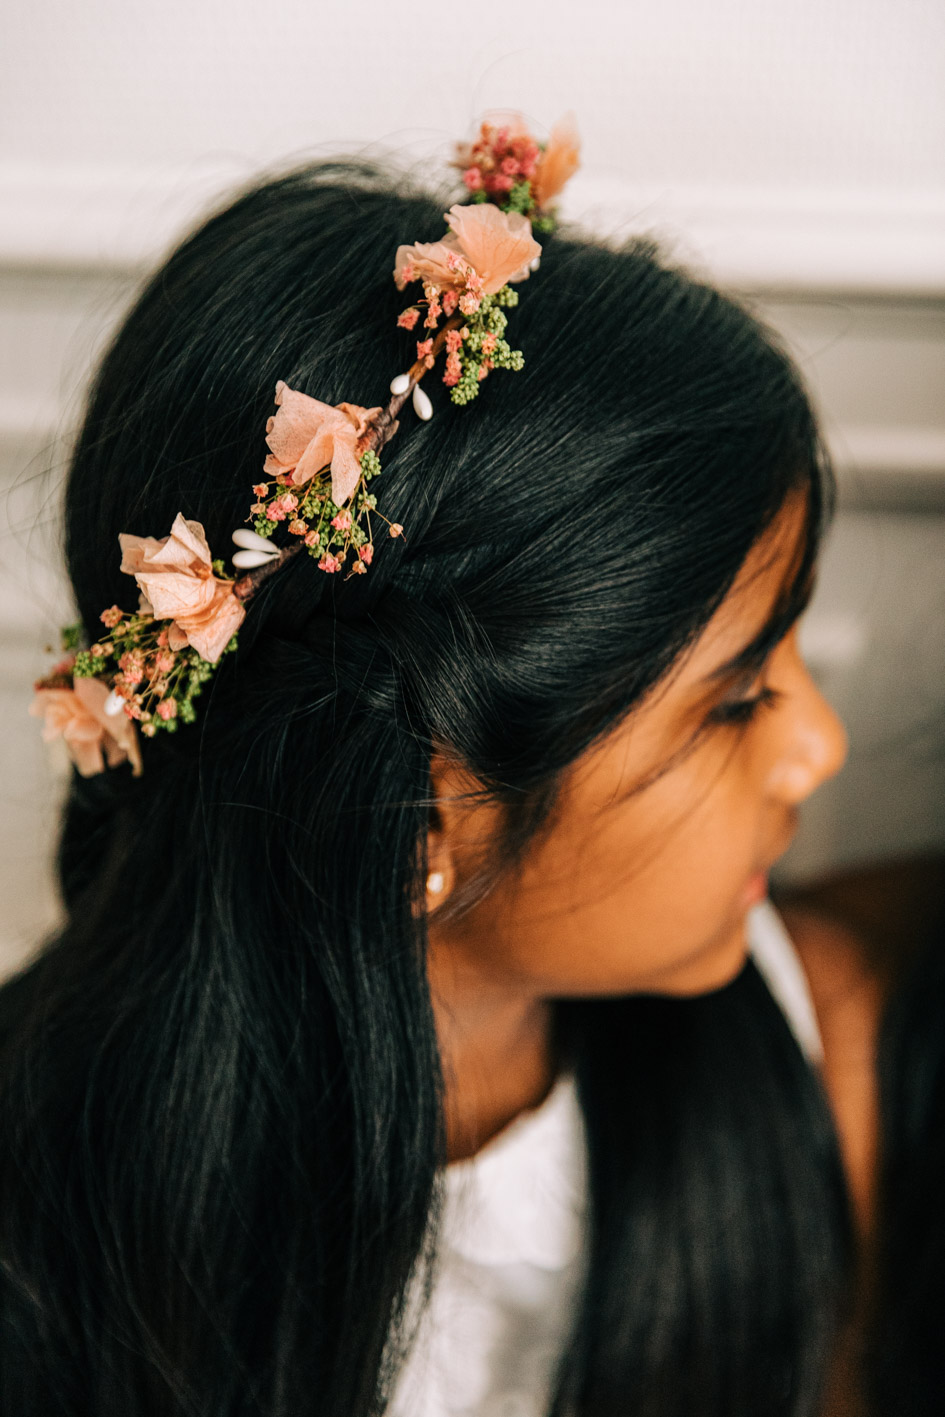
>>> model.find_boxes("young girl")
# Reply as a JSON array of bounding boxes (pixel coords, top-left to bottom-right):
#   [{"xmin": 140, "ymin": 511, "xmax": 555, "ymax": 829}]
[{"xmin": 1, "ymin": 134, "xmax": 860, "ymax": 1417}]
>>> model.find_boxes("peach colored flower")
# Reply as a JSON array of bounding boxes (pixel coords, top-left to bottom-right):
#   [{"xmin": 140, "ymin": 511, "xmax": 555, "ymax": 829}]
[
  {"xmin": 393, "ymin": 204, "xmax": 541, "ymax": 296},
  {"xmin": 263, "ymin": 381, "xmax": 382, "ymax": 507},
  {"xmin": 119, "ymin": 513, "xmax": 245, "ymax": 664},
  {"xmin": 533, "ymin": 112, "xmax": 581, "ymax": 210},
  {"xmin": 30, "ymin": 676, "xmax": 143, "ymax": 778},
  {"xmin": 443, "ymin": 204, "xmax": 540, "ymax": 292},
  {"xmin": 393, "ymin": 238, "xmax": 461, "ymax": 293}
]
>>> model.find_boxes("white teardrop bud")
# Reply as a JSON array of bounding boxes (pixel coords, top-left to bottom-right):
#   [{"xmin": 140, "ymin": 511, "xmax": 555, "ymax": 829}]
[
  {"xmin": 103, "ymin": 689, "xmax": 125, "ymax": 718},
  {"xmin": 232, "ymin": 548, "xmax": 281, "ymax": 569},
  {"xmin": 530, "ymin": 254, "xmax": 541, "ymax": 272},
  {"xmin": 390, "ymin": 372, "xmax": 411, "ymax": 395},
  {"xmin": 232, "ymin": 528, "xmax": 280, "ymax": 554},
  {"xmin": 412, "ymin": 385, "xmax": 433, "ymax": 421}
]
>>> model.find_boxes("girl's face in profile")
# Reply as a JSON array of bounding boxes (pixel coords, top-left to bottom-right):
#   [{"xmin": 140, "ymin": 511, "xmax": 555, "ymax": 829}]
[{"xmin": 428, "ymin": 491, "xmax": 848, "ymax": 1000}]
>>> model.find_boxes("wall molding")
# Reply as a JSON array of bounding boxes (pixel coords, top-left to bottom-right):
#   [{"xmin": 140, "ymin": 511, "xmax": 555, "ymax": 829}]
[{"xmin": 0, "ymin": 159, "xmax": 944, "ymax": 295}]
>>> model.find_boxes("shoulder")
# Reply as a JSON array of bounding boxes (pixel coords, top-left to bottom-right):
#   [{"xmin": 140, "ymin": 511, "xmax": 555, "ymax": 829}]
[{"xmin": 774, "ymin": 899, "xmax": 885, "ymax": 1238}]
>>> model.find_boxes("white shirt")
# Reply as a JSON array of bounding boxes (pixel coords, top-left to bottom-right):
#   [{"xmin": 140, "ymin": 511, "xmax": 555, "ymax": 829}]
[{"xmin": 388, "ymin": 902, "xmax": 822, "ymax": 1417}]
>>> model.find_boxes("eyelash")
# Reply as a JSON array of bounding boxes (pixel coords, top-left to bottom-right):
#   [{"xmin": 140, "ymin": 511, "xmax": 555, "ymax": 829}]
[{"xmin": 709, "ymin": 684, "xmax": 782, "ymax": 726}]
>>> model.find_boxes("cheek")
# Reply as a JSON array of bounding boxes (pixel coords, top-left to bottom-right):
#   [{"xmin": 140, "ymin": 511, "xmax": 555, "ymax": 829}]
[{"xmin": 477, "ymin": 746, "xmax": 766, "ymax": 995}]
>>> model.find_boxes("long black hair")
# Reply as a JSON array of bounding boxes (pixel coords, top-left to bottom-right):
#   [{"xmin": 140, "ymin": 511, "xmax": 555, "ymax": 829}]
[
  {"xmin": 870, "ymin": 908, "xmax": 945, "ymax": 1415},
  {"xmin": 0, "ymin": 161, "xmax": 850, "ymax": 1415}
]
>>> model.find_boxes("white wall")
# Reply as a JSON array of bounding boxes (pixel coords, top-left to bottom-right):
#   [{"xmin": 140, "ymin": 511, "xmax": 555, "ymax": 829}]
[
  {"xmin": 1, "ymin": 0, "xmax": 944, "ymax": 972},
  {"xmin": 1, "ymin": 0, "xmax": 943, "ymax": 287}
]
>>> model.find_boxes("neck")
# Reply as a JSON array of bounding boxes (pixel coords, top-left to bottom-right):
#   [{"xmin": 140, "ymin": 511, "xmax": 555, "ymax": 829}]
[{"xmin": 426, "ymin": 929, "xmax": 556, "ymax": 1163}]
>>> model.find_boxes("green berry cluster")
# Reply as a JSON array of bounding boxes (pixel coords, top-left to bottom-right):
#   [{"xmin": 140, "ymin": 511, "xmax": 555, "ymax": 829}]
[
  {"xmin": 250, "ymin": 448, "xmax": 383, "ymax": 575},
  {"xmin": 449, "ymin": 287, "xmax": 525, "ymax": 407},
  {"xmin": 466, "ymin": 175, "xmax": 555, "ymax": 232},
  {"xmin": 71, "ymin": 612, "xmax": 236, "ymax": 737}
]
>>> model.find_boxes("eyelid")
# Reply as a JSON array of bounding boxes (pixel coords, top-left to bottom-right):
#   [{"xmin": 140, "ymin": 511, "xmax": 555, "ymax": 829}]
[{"xmin": 708, "ymin": 683, "xmax": 782, "ymax": 726}]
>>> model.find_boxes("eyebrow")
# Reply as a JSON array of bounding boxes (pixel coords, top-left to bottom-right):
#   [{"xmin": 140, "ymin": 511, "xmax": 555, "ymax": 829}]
[{"xmin": 704, "ymin": 627, "xmax": 782, "ymax": 685}]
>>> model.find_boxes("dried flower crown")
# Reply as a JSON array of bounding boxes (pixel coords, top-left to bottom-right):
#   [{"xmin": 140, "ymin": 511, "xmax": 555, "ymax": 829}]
[{"xmin": 32, "ymin": 114, "xmax": 580, "ymax": 776}]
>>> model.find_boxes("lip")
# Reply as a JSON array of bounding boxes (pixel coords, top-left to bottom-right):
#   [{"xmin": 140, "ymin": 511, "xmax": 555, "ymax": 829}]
[{"xmin": 742, "ymin": 870, "xmax": 769, "ymax": 908}]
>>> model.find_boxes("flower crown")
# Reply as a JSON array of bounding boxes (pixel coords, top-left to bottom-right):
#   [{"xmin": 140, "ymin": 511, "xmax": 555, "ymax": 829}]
[{"xmin": 32, "ymin": 114, "xmax": 580, "ymax": 777}]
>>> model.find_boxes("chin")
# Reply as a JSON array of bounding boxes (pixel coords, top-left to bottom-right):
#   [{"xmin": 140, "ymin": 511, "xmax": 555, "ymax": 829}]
[{"xmin": 653, "ymin": 927, "xmax": 750, "ymax": 998}]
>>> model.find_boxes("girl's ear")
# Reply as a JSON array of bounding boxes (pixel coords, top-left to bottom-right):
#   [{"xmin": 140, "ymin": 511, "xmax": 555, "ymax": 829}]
[
  {"xmin": 421, "ymin": 752, "xmax": 502, "ymax": 916},
  {"xmin": 424, "ymin": 801, "xmax": 455, "ymax": 911}
]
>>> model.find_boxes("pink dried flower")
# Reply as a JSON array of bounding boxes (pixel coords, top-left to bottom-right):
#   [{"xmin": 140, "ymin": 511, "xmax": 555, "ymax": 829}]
[
  {"xmin": 444, "ymin": 204, "xmax": 539, "ymax": 290},
  {"xmin": 389, "ymin": 523, "xmax": 403, "ymax": 539},
  {"xmin": 443, "ymin": 352, "xmax": 462, "ymax": 387},
  {"xmin": 481, "ymin": 331, "xmax": 497, "ymax": 356},
  {"xmin": 459, "ymin": 292, "xmax": 481, "ymax": 316},
  {"xmin": 397, "ymin": 306, "xmax": 421, "ymax": 330},
  {"xmin": 441, "ymin": 289, "xmax": 458, "ymax": 316},
  {"xmin": 533, "ymin": 112, "xmax": 581, "ymax": 209},
  {"xmin": 154, "ymin": 650, "xmax": 176, "ymax": 673},
  {"xmin": 118, "ymin": 513, "xmax": 246, "ymax": 665},
  {"xmin": 358, "ymin": 543, "xmax": 374, "ymax": 565},
  {"xmin": 350, "ymin": 559, "xmax": 367, "ymax": 575},
  {"xmin": 263, "ymin": 382, "xmax": 383, "ymax": 507},
  {"xmin": 252, "ymin": 483, "xmax": 269, "ymax": 497},
  {"xmin": 304, "ymin": 530, "xmax": 321, "ymax": 548},
  {"xmin": 119, "ymin": 651, "xmax": 145, "ymax": 684},
  {"xmin": 318, "ymin": 553, "xmax": 342, "ymax": 574},
  {"xmin": 157, "ymin": 698, "xmax": 178, "ymax": 721},
  {"xmin": 156, "ymin": 629, "xmax": 169, "ymax": 648},
  {"xmin": 416, "ymin": 338, "xmax": 434, "ymax": 363},
  {"xmin": 100, "ymin": 605, "xmax": 123, "ymax": 628},
  {"xmin": 462, "ymin": 166, "xmax": 483, "ymax": 190},
  {"xmin": 394, "ymin": 204, "xmax": 539, "ymax": 296},
  {"xmin": 30, "ymin": 677, "xmax": 142, "ymax": 777},
  {"xmin": 424, "ymin": 297, "xmax": 442, "ymax": 328},
  {"xmin": 287, "ymin": 518, "xmax": 307, "ymax": 536},
  {"xmin": 331, "ymin": 510, "xmax": 353, "ymax": 532},
  {"xmin": 250, "ymin": 502, "xmax": 267, "ymax": 515},
  {"xmin": 445, "ymin": 329, "xmax": 463, "ymax": 354}
]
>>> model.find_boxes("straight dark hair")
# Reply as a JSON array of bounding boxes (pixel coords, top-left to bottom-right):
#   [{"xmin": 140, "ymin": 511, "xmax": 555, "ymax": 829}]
[
  {"xmin": 0, "ymin": 161, "xmax": 850, "ymax": 1415},
  {"xmin": 870, "ymin": 916, "xmax": 945, "ymax": 1415}
]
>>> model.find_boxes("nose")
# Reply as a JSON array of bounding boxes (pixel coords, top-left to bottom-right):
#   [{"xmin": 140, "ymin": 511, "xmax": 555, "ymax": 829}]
[{"xmin": 767, "ymin": 656, "xmax": 848, "ymax": 805}]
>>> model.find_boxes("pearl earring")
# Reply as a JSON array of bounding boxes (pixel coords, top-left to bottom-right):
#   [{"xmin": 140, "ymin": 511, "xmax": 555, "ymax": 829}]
[{"xmin": 426, "ymin": 870, "xmax": 445, "ymax": 896}]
